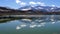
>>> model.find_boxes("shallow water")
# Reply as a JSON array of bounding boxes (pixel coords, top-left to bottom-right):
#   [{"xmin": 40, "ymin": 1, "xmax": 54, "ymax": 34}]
[{"xmin": 0, "ymin": 15, "xmax": 60, "ymax": 34}]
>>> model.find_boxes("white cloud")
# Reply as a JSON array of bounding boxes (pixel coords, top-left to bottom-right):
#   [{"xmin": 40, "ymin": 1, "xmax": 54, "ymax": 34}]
[
  {"xmin": 16, "ymin": 0, "xmax": 57, "ymax": 7},
  {"xmin": 51, "ymin": 5, "xmax": 56, "ymax": 7},
  {"xmin": 16, "ymin": 0, "xmax": 21, "ymax": 4},
  {"xmin": 29, "ymin": 1, "xmax": 46, "ymax": 6},
  {"xmin": 20, "ymin": 2, "xmax": 27, "ymax": 6},
  {"xmin": 37, "ymin": 2, "xmax": 46, "ymax": 6},
  {"xmin": 16, "ymin": 0, "xmax": 46, "ymax": 7},
  {"xmin": 29, "ymin": 1, "xmax": 36, "ymax": 5},
  {"xmin": 16, "ymin": 0, "xmax": 27, "ymax": 6}
]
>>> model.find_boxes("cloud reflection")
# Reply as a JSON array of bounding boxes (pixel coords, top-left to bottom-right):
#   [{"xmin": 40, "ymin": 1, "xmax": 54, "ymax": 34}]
[
  {"xmin": 16, "ymin": 26, "xmax": 21, "ymax": 30},
  {"xmin": 30, "ymin": 24, "xmax": 37, "ymax": 28},
  {"xmin": 16, "ymin": 15, "xmax": 60, "ymax": 30},
  {"xmin": 51, "ymin": 22, "xmax": 55, "ymax": 24},
  {"xmin": 16, "ymin": 20, "xmax": 46, "ymax": 30},
  {"xmin": 20, "ymin": 24, "xmax": 27, "ymax": 27},
  {"xmin": 21, "ymin": 19, "xmax": 32, "ymax": 22}
]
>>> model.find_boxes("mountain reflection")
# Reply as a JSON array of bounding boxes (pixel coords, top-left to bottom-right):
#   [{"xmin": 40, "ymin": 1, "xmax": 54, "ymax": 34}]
[{"xmin": 0, "ymin": 17, "xmax": 20, "ymax": 23}]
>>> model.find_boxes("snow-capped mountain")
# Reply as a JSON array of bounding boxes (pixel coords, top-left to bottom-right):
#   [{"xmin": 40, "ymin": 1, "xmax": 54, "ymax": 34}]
[{"xmin": 19, "ymin": 5, "xmax": 60, "ymax": 12}]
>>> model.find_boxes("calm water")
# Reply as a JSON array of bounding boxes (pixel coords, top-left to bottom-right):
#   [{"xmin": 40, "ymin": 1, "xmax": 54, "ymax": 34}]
[{"xmin": 0, "ymin": 15, "xmax": 60, "ymax": 34}]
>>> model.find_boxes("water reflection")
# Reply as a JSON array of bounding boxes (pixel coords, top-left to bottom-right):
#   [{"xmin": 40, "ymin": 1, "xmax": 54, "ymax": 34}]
[
  {"xmin": 16, "ymin": 22, "xmax": 46, "ymax": 30},
  {"xmin": 0, "ymin": 15, "xmax": 60, "ymax": 34},
  {"xmin": 16, "ymin": 15, "xmax": 60, "ymax": 30}
]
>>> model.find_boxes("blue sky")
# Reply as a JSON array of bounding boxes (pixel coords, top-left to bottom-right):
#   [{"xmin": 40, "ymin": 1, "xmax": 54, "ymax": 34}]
[{"xmin": 0, "ymin": 0, "xmax": 60, "ymax": 9}]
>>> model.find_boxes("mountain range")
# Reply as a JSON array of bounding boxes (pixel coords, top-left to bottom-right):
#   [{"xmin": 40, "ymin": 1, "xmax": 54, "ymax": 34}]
[
  {"xmin": 0, "ymin": 5, "xmax": 60, "ymax": 15},
  {"xmin": 19, "ymin": 5, "xmax": 60, "ymax": 12}
]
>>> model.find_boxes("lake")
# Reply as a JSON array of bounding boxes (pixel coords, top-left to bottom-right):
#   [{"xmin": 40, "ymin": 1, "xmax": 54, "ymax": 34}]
[{"xmin": 0, "ymin": 15, "xmax": 60, "ymax": 34}]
